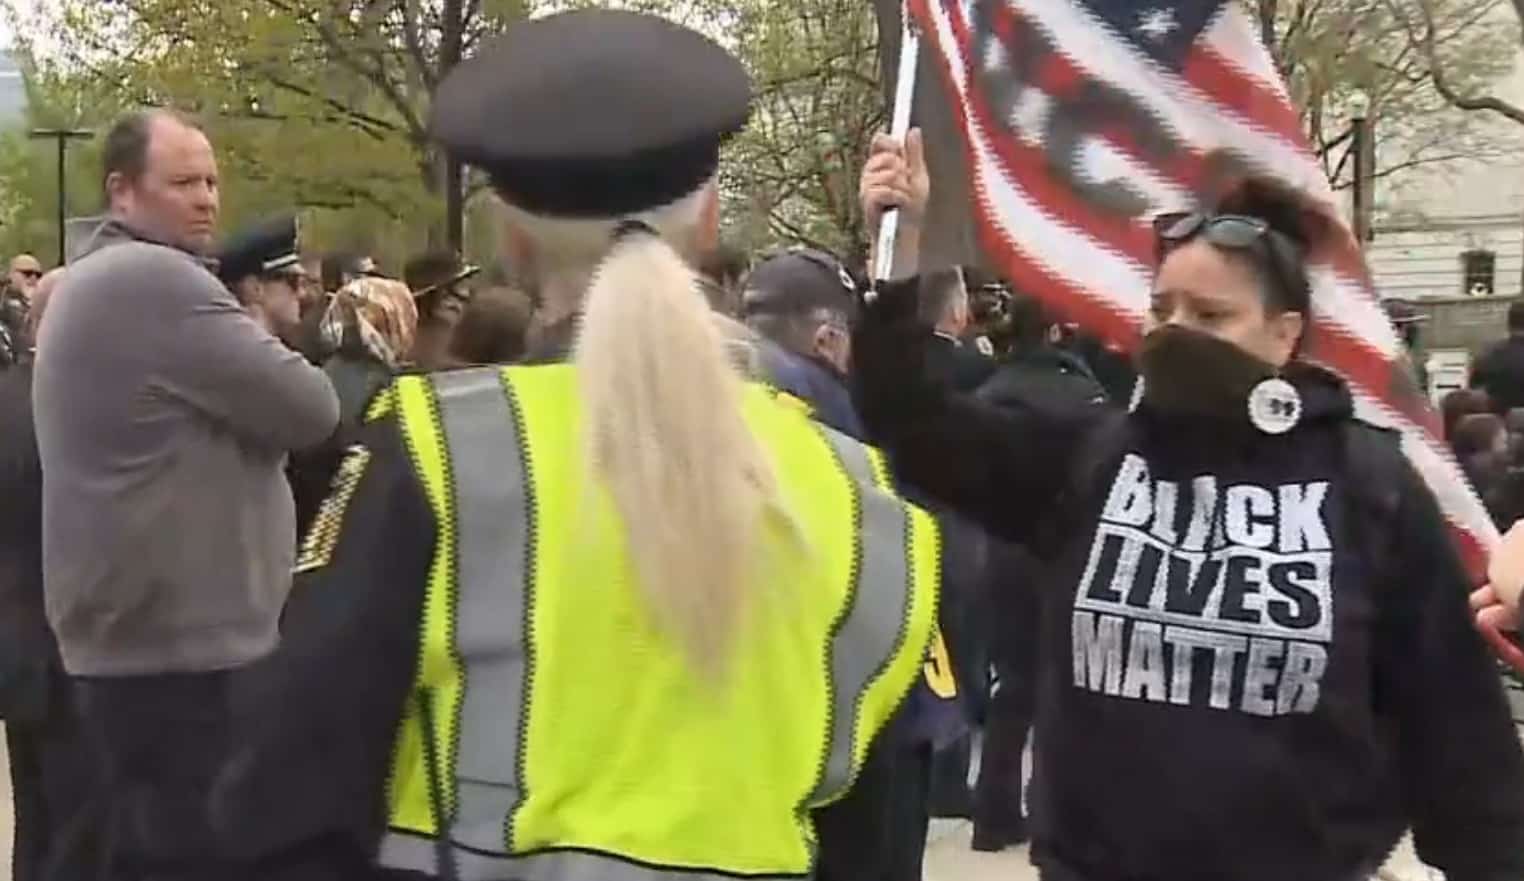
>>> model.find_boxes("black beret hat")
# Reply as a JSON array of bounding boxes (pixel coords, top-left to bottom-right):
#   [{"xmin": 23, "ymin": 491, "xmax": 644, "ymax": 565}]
[
  {"xmin": 429, "ymin": 9, "xmax": 752, "ymax": 219},
  {"xmin": 216, "ymin": 216, "xmax": 300, "ymax": 285},
  {"xmin": 742, "ymin": 249, "xmax": 860, "ymax": 320}
]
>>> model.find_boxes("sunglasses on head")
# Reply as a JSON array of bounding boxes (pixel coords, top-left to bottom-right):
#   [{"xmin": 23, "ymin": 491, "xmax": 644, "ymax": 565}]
[{"xmin": 1152, "ymin": 211, "xmax": 1306, "ymax": 309}]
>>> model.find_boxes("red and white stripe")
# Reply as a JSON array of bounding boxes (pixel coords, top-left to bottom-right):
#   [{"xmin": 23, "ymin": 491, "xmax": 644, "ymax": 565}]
[{"xmin": 909, "ymin": 0, "xmax": 1498, "ymax": 577}]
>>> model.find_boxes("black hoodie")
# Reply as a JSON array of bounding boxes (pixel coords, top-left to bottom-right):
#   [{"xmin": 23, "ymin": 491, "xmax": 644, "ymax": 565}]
[{"xmin": 851, "ymin": 278, "xmax": 1524, "ymax": 881}]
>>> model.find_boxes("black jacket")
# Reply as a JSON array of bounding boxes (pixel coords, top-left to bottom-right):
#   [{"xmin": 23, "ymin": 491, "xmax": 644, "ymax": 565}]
[
  {"xmin": 973, "ymin": 345, "xmax": 1112, "ymax": 686},
  {"xmin": 925, "ymin": 333, "xmax": 995, "ymax": 392},
  {"xmin": 0, "ymin": 365, "xmax": 62, "ymax": 722},
  {"xmin": 1471, "ymin": 334, "xmax": 1524, "ymax": 413},
  {"xmin": 851, "ymin": 277, "xmax": 1524, "ymax": 881},
  {"xmin": 975, "ymin": 345, "xmax": 1108, "ymax": 415}
]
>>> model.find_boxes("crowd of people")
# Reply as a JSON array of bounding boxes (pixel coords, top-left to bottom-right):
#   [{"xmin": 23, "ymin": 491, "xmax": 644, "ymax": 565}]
[
  {"xmin": 1450, "ymin": 303, "xmax": 1524, "ymax": 530},
  {"xmin": 0, "ymin": 8, "xmax": 1519, "ymax": 881}
]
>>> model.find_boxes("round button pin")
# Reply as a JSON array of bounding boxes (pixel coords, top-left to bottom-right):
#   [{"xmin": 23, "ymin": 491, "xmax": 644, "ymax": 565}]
[{"xmin": 1248, "ymin": 377, "xmax": 1301, "ymax": 435}]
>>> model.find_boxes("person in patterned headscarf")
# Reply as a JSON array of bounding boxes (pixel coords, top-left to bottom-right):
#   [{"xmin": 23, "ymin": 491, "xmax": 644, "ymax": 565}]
[
  {"xmin": 287, "ymin": 276, "xmax": 420, "ymax": 541},
  {"xmin": 319, "ymin": 276, "xmax": 418, "ymax": 429}
]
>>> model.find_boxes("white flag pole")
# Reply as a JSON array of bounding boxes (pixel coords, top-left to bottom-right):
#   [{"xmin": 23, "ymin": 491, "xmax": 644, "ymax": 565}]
[{"xmin": 872, "ymin": 5, "xmax": 921, "ymax": 285}]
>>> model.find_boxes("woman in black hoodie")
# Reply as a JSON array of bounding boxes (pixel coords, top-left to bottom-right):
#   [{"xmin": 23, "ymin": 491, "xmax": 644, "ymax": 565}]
[{"xmin": 854, "ymin": 137, "xmax": 1524, "ymax": 881}]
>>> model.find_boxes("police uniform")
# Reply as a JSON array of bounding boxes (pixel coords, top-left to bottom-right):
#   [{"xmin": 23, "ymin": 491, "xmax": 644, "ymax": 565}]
[
  {"xmin": 403, "ymin": 253, "xmax": 479, "ymax": 310},
  {"xmin": 211, "ymin": 217, "xmax": 344, "ymax": 542},
  {"xmin": 215, "ymin": 215, "xmax": 302, "ymax": 288},
  {"xmin": 223, "ymin": 11, "xmax": 945, "ymax": 881}
]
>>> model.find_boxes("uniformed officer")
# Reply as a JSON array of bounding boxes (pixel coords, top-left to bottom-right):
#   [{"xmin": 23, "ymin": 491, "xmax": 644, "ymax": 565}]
[
  {"xmin": 215, "ymin": 215, "xmax": 307, "ymax": 340},
  {"xmin": 403, "ymin": 251, "xmax": 479, "ymax": 370},
  {"xmin": 222, "ymin": 11, "xmax": 944, "ymax": 881}
]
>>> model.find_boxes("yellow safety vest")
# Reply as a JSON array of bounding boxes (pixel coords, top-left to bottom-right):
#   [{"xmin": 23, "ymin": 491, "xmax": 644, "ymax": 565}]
[{"xmin": 377, "ymin": 366, "xmax": 940, "ymax": 880}]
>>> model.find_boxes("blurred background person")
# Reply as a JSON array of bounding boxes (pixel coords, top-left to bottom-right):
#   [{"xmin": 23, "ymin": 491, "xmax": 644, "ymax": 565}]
[
  {"xmin": 741, "ymin": 247, "xmax": 862, "ymax": 436},
  {"xmin": 403, "ymin": 250, "xmax": 478, "ymax": 370},
  {"xmin": 7, "ymin": 253, "xmax": 43, "ymax": 303},
  {"xmin": 1471, "ymin": 301, "xmax": 1524, "ymax": 414},
  {"xmin": 0, "ymin": 253, "xmax": 42, "ymax": 365},
  {"xmin": 1382, "ymin": 298, "xmax": 1429, "ymax": 394},
  {"xmin": 920, "ymin": 266, "xmax": 994, "ymax": 391},
  {"xmin": 320, "ymin": 250, "xmax": 377, "ymax": 295},
  {"xmin": 289, "ymin": 252, "xmax": 332, "ymax": 364},
  {"xmin": 216, "ymin": 215, "xmax": 307, "ymax": 343},
  {"xmin": 962, "ymin": 291, "xmax": 1112, "ymax": 852},
  {"xmin": 1443, "ymin": 387, "xmax": 1494, "ymax": 441},
  {"xmin": 0, "ymin": 267, "xmax": 96, "ymax": 881},
  {"xmin": 448, "ymin": 284, "xmax": 534, "ymax": 366},
  {"xmin": 1453, "ymin": 412, "xmax": 1518, "ymax": 528},
  {"xmin": 975, "ymin": 292, "xmax": 1109, "ymax": 413},
  {"xmin": 698, "ymin": 241, "xmax": 750, "ymax": 317},
  {"xmin": 319, "ymin": 275, "xmax": 418, "ymax": 434}
]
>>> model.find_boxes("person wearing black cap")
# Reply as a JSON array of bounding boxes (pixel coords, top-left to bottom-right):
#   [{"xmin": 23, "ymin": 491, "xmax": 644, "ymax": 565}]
[
  {"xmin": 743, "ymin": 247, "xmax": 986, "ymax": 881},
  {"xmin": 222, "ymin": 11, "xmax": 945, "ymax": 881},
  {"xmin": 403, "ymin": 250, "xmax": 479, "ymax": 370},
  {"xmin": 216, "ymin": 215, "xmax": 308, "ymax": 341},
  {"xmin": 742, "ymin": 247, "xmax": 864, "ymax": 436}
]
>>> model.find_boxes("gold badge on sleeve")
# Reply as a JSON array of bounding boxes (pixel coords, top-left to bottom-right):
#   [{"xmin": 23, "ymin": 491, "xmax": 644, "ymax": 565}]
[{"xmin": 294, "ymin": 445, "xmax": 373, "ymax": 575}]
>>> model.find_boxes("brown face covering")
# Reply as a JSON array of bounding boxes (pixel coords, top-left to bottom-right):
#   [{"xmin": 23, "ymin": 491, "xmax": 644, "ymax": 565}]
[{"xmin": 1137, "ymin": 324, "xmax": 1278, "ymax": 420}]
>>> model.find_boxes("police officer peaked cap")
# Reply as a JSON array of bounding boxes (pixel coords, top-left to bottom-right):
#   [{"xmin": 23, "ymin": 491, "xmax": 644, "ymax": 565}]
[
  {"xmin": 216, "ymin": 215, "xmax": 301, "ymax": 285},
  {"xmin": 404, "ymin": 251, "xmax": 481, "ymax": 300},
  {"xmin": 429, "ymin": 9, "xmax": 752, "ymax": 219}
]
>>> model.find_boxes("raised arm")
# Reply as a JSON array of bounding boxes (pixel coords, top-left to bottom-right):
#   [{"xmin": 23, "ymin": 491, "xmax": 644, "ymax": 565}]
[{"xmin": 852, "ymin": 131, "xmax": 1103, "ymax": 543}]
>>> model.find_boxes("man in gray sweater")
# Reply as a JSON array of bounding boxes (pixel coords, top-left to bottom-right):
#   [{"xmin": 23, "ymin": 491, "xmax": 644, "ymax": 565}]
[{"xmin": 31, "ymin": 109, "xmax": 339, "ymax": 879}]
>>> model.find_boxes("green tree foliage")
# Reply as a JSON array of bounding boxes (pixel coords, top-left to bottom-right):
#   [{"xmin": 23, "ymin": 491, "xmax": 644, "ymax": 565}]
[
  {"xmin": 2, "ymin": 0, "xmax": 1518, "ymax": 273},
  {"xmin": 5, "ymin": 0, "xmax": 889, "ymax": 268},
  {"xmin": 712, "ymin": 0, "xmax": 885, "ymax": 263},
  {"xmin": 2, "ymin": 0, "xmax": 531, "ymax": 266}
]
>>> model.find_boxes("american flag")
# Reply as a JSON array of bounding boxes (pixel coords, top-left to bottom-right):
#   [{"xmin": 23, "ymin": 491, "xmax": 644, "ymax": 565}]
[{"xmin": 905, "ymin": 0, "xmax": 1500, "ymax": 579}]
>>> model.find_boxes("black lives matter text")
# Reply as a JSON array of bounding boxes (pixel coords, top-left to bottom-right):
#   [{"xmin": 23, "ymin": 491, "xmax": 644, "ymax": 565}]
[{"xmin": 1072, "ymin": 454, "xmax": 1334, "ymax": 717}]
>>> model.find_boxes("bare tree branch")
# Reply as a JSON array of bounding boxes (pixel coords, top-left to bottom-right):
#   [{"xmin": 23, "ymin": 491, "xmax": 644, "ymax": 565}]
[
  {"xmin": 267, "ymin": 0, "xmax": 428, "ymax": 142},
  {"xmin": 1327, "ymin": 149, "xmax": 1499, "ymax": 189},
  {"xmin": 401, "ymin": 0, "xmax": 437, "ymax": 91},
  {"xmin": 1402, "ymin": 0, "xmax": 1524, "ymax": 125},
  {"xmin": 250, "ymin": 66, "xmax": 405, "ymax": 139}
]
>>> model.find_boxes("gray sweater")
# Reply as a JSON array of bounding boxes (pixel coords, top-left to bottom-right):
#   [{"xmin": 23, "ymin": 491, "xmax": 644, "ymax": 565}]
[{"xmin": 32, "ymin": 221, "xmax": 340, "ymax": 676}]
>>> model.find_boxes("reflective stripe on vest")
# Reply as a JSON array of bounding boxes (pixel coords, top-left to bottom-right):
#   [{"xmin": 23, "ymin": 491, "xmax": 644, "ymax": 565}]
[
  {"xmin": 810, "ymin": 426, "xmax": 958, "ymax": 706},
  {"xmin": 805, "ymin": 423, "xmax": 915, "ymax": 805},
  {"xmin": 382, "ymin": 366, "xmax": 938, "ymax": 880}
]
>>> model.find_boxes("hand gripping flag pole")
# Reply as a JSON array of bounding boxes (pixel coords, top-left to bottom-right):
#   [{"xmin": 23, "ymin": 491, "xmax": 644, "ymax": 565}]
[{"xmin": 871, "ymin": 2, "xmax": 921, "ymax": 287}]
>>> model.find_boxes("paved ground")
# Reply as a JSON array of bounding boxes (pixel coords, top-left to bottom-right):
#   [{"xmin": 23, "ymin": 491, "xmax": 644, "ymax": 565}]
[
  {"xmin": 1, "ymin": 729, "xmax": 11, "ymax": 879},
  {"xmin": 924, "ymin": 819, "xmax": 1039, "ymax": 881},
  {"xmin": 921, "ymin": 820, "xmax": 1445, "ymax": 880},
  {"xmin": 3, "ymin": 724, "xmax": 1514, "ymax": 881}
]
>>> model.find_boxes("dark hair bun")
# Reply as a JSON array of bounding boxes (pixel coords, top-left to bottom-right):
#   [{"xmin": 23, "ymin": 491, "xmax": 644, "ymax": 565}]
[{"xmin": 1208, "ymin": 175, "xmax": 1331, "ymax": 255}]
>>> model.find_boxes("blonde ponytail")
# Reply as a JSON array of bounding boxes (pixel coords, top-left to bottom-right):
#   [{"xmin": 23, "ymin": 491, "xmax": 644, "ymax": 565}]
[{"xmin": 574, "ymin": 230, "xmax": 787, "ymax": 676}]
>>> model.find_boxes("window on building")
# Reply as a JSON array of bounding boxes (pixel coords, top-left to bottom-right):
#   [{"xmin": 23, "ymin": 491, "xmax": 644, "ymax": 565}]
[{"xmin": 1461, "ymin": 249, "xmax": 1496, "ymax": 296}]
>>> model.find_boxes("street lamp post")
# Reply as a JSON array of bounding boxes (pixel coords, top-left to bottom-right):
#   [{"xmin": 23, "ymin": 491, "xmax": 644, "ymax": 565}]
[
  {"xmin": 1347, "ymin": 92, "xmax": 1372, "ymax": 245},
  {"xmin": 29, "ymin": 128, "xmax": 94, "ymax": 266}
]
